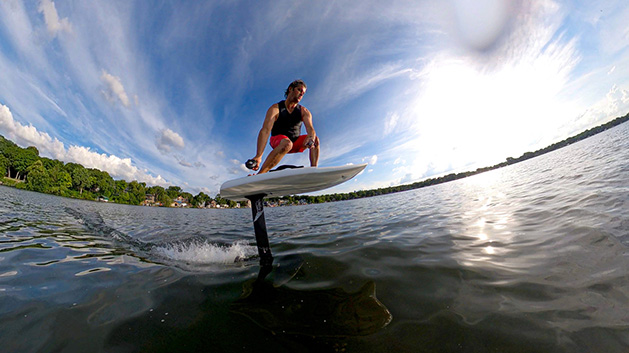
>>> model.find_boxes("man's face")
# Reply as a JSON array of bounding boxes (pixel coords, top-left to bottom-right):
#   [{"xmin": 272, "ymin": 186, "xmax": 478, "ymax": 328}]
[{"xmin": 289, "ymin": 84, "xmax": 306, "ymax": 103}]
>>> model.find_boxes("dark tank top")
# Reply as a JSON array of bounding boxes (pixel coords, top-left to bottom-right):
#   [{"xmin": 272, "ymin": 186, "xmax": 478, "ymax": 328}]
[{"xmin": 271, "ymin": 100, "xmax": 302, "ymax": 142}]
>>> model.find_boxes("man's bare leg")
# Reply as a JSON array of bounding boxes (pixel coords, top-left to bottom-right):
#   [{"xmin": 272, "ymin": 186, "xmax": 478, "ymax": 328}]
[
  {"xmin": 309, "ymin": 137, "xmax": 320, "ymax": 167},
  {"xmin": 258, "ymin": 139, "xmax": 293, "ymax": 174}
]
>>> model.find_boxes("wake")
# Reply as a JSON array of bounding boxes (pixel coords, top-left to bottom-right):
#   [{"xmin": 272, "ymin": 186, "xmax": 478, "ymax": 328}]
[
  {"xmin": 154, "ymin": 240, "xmax": 257, "ymax": 265},
  {"xmin": 65, "ymin": 207, "xmax": 258, "ymax": 271}
]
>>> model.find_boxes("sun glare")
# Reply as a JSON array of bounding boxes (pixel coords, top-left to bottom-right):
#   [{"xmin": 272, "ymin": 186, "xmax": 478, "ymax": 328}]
[{"xmin": 399, "ymin": 40, "xmax": 581, "ymax": 182}]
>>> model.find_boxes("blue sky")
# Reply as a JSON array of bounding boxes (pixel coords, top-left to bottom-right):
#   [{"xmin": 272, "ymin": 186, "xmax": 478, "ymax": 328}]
[{"xmin": 0, "ymin": 0, "xmax": 628, "ymax": 196}]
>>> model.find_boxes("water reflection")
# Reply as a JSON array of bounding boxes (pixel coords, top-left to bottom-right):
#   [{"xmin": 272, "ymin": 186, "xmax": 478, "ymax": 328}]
[
  {"xmin": 231, "ymin": 259, "xmax": 392, "ymax": 337},
  {"xmin": 453, "ymin": 178, "xmax": 516, "ymax": 270}
]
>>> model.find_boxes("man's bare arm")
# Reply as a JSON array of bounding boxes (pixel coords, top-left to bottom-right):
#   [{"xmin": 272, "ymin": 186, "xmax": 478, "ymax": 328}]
[
  {"xmin": 302, "ymin": 107, "xmax": 316, "ymax": 147},
  {"xmin": 252, "ymin": 104, "xmax": 279, "ymax": 169}
]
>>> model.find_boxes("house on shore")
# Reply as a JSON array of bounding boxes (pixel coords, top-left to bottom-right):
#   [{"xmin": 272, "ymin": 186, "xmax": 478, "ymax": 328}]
[
  {"xmin": 171, "ymin": 196, "xmax": 189, "ymax": 208},
  {"xmin": 142, "ymin": 194, "xmax": 163, "ymax": 207}
]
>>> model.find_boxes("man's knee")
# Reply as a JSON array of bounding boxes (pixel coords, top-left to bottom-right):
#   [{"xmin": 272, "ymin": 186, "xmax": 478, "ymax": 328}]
[{"xmin": 277, "ymin": 138, "xmax": 293, "ymax": 153}]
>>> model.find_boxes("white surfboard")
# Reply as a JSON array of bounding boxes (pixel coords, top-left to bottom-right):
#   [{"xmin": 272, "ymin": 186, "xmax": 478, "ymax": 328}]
[{"xmin": 220, "ymin": 164, "xmax": 367, "ymax": 201}]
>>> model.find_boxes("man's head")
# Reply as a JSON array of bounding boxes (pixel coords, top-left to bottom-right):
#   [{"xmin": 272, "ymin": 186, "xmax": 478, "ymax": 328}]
[{"xmin": 284, "ymin": 80, "xmax": 307, "ymax": 99}]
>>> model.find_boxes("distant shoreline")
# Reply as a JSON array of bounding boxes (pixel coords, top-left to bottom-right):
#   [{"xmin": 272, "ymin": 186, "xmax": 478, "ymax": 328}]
[
  {"xmin": 270, "ymin": 112, "xmax": 629, "ymax": 206},
  {"xmin": 1, "ymin": 112, "xmax": 628, "ymax": 208}
]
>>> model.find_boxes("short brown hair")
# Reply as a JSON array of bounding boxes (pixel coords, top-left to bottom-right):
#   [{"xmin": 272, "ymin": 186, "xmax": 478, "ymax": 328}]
[{"xmin": 284, "ymin": 80, "xmax": 307, "ymax": 98}]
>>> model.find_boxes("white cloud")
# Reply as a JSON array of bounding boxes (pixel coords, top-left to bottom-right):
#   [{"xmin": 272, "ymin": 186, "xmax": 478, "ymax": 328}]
[
  {"xmin": 384, "ymin": 112, "xmax": 399, "ymax": 136},
  {"xmin": 575, "ymin": 84, "xmax": 629, "ymax": 129},
  {"xmin": 176, "ymin": 157, "xmax": 193, "ymax": 168},
  {"xmin": 362, "ymin": 155, "xmax": 378, "ymax": 165},
  {"xmin": 607, "ymin": 84, "xmax": 629, "ymax": 106},
  {"xmin": 0, "ymin": 103, "xmax": 65, "ymax": 158},
  {"xmin": 100, "ymin": 70, "xmax": 131, "ymax": 108},
  {"xmin": 0, "ymin": 103, "xmax": 169, "ymax": 187},
  {"xmin": 156, "ymin": 128, "xmax": 185, "ymax": 154},
  {"xmin": 65, "ymin": 145, "xmax": 168, "ymax": 186},
  {"xmin": 315, "ymin": 63, "xmax": 414, "ymax": 108},
  {"xmin": 175, "ymin": 155, "xmax": 205, "ymax": 169},
  {"xmin": 38, "ymin": 0, "xmax": 72, "ymax": 37}
]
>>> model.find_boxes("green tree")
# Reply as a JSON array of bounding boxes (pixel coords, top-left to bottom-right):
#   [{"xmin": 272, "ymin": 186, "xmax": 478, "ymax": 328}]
[
  {"xmin": 214, "ymin": 194, "xmax": 237, "ymax": 207},
  {"xmin": 114, "ymin": 179, "xmax": 128, "ymax": 194},
  {"xmin": 166, "ymin": 186, "xmax": 182, "ymax": 199},
  {"xmin": 214, "ymin": 194, "xmax": 226, "ymax": 205},
  {"xmin": 40, "ymin": 158, "xmax": 70, "ymax": 195},
  {"xmin": 55, "ymin": 170, "xmax": 73, "ymax": 195},
  {"xmin": 110, "ymin": 180, "xmax": 129, "ymax": 203},
  {"xmin": 66, "ymin": 163, "xmax": 92, "ymax": 194},
  {"xmin": 192, "ymin": 192, "xmax": 211, "ymax": 208},
  {"xmin": 146, "ymin": 185, "xmax": 167, "ymax": 206},
  {"xmin": 0, "ymin": 137, "xmax": 20, "ymax": 178},
  {"xmin": 158, "ymin": 193, "xmax": 172, "ymax": 207},
  {"xmin": 147, "ymin": 185, "xmax": 165, "ymax": 198},
  {"xmin": 181, "ymin": 192, "xmax": 193, "ymax": 204},
  {"xmin": 0, "ymin": 135, "xmax": 17, "ymax": 153},
  {"xmin": 26, "ymin": 160, "xmax": 51, "ymax": 193},
  {"xmin": 12, "ymin": 146, "xmax": 39, "ymax": 180},
  {"xmin": 0, "ymin": 154, "xmax": 8, "ymax": 178},
  {"xmin": 89, "ymin": 169, "xmax": 115, "ymax": 197},
  {"xmin": 127, "ymin": 180, "xmax": 146, "ymax": 205},
  {"xmin": 40, "ymin": 157, "xmax": 62, "ymax": 171},
  {"xmin": 3, "ymin": 147, "xmax": 18, "ymax": 178}
]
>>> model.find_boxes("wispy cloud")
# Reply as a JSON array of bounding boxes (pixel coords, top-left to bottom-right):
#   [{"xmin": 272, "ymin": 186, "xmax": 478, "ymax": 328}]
[
  {"xmin": 156, "ymin": 128, "xmax": 185, "ymax": 154},
  {"xmin": 100, "ymin": 70, "xmax": 132, "ymax": 108},
  {"xmin": 38, "ymin": 0, "xmax": 72, "ymax": 37},
  {"xmin": 0, "ymin": 0, "xmax": 627, "ymax": 196},
  {"xmin": 383, "ymin": 112, "xmax": 399, "ymax": 136},
  {"xmin": 316, "ymin": 64, "xmax": 414, "ymax": 109},
  {"xmin": 362, "ymin": 155, "xmax": 378, "ymax": 165}
]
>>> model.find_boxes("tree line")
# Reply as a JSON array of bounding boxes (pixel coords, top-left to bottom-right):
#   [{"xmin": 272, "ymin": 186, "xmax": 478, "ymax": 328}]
[
  {"xmin": 1, "ymin": 111, "xmax": 627, "ymax": 207},
  {"xmin": 0, "ymin": 135, "xmax": 237, "ymax": 207}
]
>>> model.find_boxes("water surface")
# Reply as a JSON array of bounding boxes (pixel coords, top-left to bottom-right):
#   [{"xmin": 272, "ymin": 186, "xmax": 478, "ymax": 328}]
[{"xmin": 1, "ymin": 123, "xmax": 628, "ymax": 352}]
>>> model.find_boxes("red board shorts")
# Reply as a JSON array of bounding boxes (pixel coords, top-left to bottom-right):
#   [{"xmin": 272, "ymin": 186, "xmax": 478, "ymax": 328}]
[{"xmin": 270, "ymin": 135, "xmax": 309, "ymax": 153}]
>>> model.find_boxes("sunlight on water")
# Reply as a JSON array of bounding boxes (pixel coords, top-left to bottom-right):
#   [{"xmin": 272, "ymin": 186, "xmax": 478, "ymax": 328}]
[
  {"xmin": 463, "ymin": 168, "xmax": 505, "ymax": 188},
  {"xmin": 451, "ymin": 175, "xmax": 518, "ymax": 271}
]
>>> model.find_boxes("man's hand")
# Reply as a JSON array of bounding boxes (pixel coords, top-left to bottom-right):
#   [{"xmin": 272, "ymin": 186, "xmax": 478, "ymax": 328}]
[
  {"xmin": 246, "ymin": 157, "xmax": 262, "ymax": 171},
  {"xmin": 253, "ymin": 157, "xmax": 261, "ymax": 170},
  {"xmin": 304, "ymin": 136, "xmax": 315, "ymax": 149}
]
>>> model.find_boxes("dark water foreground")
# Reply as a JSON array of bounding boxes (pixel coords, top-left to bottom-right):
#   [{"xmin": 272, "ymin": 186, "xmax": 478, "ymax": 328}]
[{"xmin": 1, "ymin": 124, "xmax": 629, "ymax": 352}]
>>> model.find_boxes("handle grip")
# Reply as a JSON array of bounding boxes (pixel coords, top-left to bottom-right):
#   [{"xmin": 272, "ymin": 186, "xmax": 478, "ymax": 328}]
[{"xmin": 245, "ymin": 159, "xmax": 258, "ymax": 170}]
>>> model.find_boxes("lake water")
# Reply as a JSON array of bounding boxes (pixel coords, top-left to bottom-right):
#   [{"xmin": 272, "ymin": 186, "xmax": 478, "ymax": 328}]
[{"xmin": 1, "ymin": 122, "xmax": 629, "ymax": 353}]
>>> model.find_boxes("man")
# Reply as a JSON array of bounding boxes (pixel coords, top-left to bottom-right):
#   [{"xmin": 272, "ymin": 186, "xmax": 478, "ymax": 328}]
[{"xmin": 249, "ymin": 79, "xmax": 319, "ymax": 174}]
